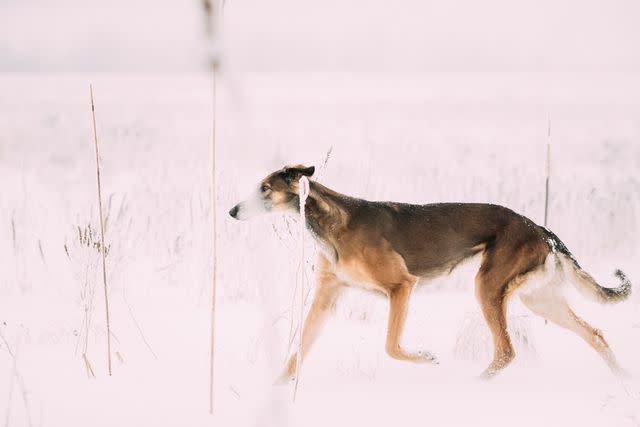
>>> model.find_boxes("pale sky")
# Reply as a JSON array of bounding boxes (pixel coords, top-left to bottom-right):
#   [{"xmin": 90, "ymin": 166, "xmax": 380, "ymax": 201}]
[{"xmin": 1, "ymin": 0, "xmax": 639, "ymax": 72}]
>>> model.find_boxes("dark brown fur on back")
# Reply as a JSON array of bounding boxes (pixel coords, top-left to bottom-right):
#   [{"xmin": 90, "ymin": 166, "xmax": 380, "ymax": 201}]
[{"xmin": 304, "ymin": 181, "xmax": 549, "ymax": 279}]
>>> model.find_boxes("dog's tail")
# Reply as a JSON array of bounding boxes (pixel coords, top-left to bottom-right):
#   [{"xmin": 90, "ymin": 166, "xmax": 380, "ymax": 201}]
[
  {"xmin": 543, "ymin": 228, "xmax": 632, "ymax": 304},
  {"xmin": 569, "ymin": 266, "xmax": 632, "ymax": 304}
]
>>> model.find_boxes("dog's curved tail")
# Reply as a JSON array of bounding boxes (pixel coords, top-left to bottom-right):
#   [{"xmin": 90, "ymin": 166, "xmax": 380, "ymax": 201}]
[
  {"xmin": 569, "ymin": 266, "xmax": 631, "ymax": 304},
  {"xmin": 543, "ymin": 228, "xmax": 632, "ymax": 304}
]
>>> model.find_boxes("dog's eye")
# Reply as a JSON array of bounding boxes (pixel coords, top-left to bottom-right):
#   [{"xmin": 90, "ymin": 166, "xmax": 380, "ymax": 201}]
[{"xmin": 260, "ymin": 184, "xmax": 270, "ymax": 193}]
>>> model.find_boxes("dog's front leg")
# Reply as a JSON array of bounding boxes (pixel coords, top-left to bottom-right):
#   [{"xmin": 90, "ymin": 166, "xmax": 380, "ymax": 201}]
[
  {"xmin": 385, "ymin": 280, "xmax": 438, "ymax": 364},
  {"xmin": 277, "ymin": 258, "xmax": 343, "ymax": 384}
]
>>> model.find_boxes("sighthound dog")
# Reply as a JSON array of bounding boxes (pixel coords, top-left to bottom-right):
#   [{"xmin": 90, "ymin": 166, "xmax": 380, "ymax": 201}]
[{"xmin": 229, "ymin": 165, "xmax": 632, "ymax": 380}]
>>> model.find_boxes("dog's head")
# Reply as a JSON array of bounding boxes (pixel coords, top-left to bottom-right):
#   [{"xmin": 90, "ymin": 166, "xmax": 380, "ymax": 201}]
[{"xmin": 229, "ymin": 164, "xmax": 315, "ymax": 220}]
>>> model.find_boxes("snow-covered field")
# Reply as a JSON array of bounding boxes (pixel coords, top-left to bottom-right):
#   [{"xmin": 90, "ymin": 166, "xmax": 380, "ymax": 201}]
[{"xmin": 1, "ymin": 72, "xmax": 639, "ymax": 426}]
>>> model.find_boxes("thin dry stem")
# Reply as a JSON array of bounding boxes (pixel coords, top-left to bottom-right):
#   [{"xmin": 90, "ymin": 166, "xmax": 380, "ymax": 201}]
[
  {"xmin": 315, "ymin": 145, "xmax": 333, "ymax": 182},
  {"xmin": 293, "ymin": 177, "xmax": 310, "ymax": 401},
  {"xmin": 90, "ymin": 84, "xmax": 113, "ymax": 376},
  {"xmin": 0, "ymin": 329, "xmax": 13, "ymax": 358},
  {"xmin": 209, "ymin": 67, "xmax": 218, "ymax": 415},
  {"xmin": 122, "ymin": 284, "xmax": 157, "ymax": 359},
  {"xmin": 83, "ymin": 353, "xmax": 96, "ymax": 379},
  {"xmin": 285, "ymin": 263, "xmax": 301, "ymax": 363},
  {"xmin": 4, "ymin": 344, "xmax": 16, "ymax": 427},
  {"xmin": 4, "ymin": 334, "xmax": 33, "ymax": 427},
  {"xmin": 544, "ymin": 118, "xmax": 551, "ymax": 227},
  {"xmin": 10, "ymin": 212, "xmax": 16, "ymax": 250}
]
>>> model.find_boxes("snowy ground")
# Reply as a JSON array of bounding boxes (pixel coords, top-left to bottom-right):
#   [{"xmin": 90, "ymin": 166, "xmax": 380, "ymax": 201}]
[{"xmin": 1, "ymin": 72, "xmax": 639, "ymax": 426}]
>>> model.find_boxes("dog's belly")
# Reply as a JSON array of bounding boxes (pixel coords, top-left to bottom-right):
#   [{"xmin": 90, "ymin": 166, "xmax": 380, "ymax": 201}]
[
  {"xmin": 333, "ymin": 258, "xmax": 390, "ymax": 294},
  {"xmin": 404, "ymin": 243, "xmax": 487, "ymax": 278},
  {"xmin": 336, "ymin": 271, "xmax": 384, "ymax": 293}
]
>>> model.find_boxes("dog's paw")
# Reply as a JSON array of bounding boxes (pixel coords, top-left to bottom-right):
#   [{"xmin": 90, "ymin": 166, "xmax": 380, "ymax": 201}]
[{"xmin": 418, "ymin": 350, "xmax": 439, "ymax": 364}]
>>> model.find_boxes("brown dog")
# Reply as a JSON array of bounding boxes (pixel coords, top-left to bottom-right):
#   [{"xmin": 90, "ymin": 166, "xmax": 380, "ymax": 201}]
[{"xmin": 229, "ymin": 165, "xmax": 631, "ymax": 380}]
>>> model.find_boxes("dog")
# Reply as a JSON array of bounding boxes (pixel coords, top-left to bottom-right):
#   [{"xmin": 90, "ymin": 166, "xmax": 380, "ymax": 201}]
[{"xmin": 229, "ymin": 164, "xmax": 632, "ymax": 380}]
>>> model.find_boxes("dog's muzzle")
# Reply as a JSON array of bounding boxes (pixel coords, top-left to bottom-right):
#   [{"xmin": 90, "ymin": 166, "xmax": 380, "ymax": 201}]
[{"xmin": 229, "ymin": 204, "xmax": 239, "ymax": 219}]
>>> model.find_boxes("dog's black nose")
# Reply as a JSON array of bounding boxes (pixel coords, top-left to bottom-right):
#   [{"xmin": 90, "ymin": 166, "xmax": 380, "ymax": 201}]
[{"xmin": 229, "ymin": 205, "xmax": 239, "ymax": 218}]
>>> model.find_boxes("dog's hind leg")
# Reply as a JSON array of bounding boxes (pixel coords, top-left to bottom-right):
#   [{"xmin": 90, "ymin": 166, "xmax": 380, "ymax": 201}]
[
  {"xmin": 520, "ymin": 281, "xmax": 623, "ymax": 375},
  {"xmin": 475, "ymin": 271, "xmax": 515, "ymax": 379},
  {"xmin": 474, "ymin": 233, "xmax": 548, "ymax": 378}
]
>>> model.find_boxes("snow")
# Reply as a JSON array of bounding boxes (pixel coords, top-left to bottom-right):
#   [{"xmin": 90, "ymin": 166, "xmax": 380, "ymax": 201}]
[{"xmin": 1, "ymin": 72, "xmax": 639, "ymax": 426}]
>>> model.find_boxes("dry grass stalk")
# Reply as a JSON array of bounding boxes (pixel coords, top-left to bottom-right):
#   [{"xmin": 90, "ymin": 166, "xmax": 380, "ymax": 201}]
[
  {"xmin": 3, "ymin": 333, "xmax": 33, "ymax": 427},
  {"xmin": 285, "ymin": 264, "xmax": 302, "ymax": 363},
  {"xmin": 71, "ymin": 224, "xmax": 100, "ymax": 378},
  {"xmin": 543, "ymin": 118, "xmax": 551, "ymax": 326},
  {"xmin": 209, "ymin": 66, "xmax": 219, "ymax": 415},
  {"xmin": 10, "ymin": 213, "xmax": 16, "ymax": 250},
  {"xmin": 82, "ymin": 353, "xmax": 96, "ymax": 379},
  {"xmin": 0, "ymin": 329, "xmax": 13, "ymax": 358},
  {"xmin": 122, "ymin": 285, "xmax": 157, "ymax": 359},
  {"xmin": 314, "ymin": 145, "xmax": 333, "ymax": 182},
  {"xmin": 284, "ymin": 281, "xmax": 314, "ymax": 363},
  {"xmin": 4, "ymin": 342, "xmax": 16, "ymax": 427},
  {"xmin": 89, "ymin": 84, "xmax": 113, "ymax": 376},
  {"xmin": 544, "ymin": 118, "xmax": 551, "ymax": 227},
  {"xmin": 205, "ymin": 0, "xmax": 224, "ymax": 413},
  {"xmin": 293, "ymin": 177, "xmax": 310, "ymax": 402}
]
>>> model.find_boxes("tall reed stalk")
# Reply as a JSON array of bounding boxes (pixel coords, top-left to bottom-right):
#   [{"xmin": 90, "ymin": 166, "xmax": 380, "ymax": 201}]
[
  {"xmin": 544, "ymin": 118, "xmax": 551, "ymax": 228},
  {"xmin": 209, "ymin": 69, "xmax": 218, "ymax": 414},
  {"xmin": 89, "ymin": 84, "xmax": 113, "ymax": 376}
]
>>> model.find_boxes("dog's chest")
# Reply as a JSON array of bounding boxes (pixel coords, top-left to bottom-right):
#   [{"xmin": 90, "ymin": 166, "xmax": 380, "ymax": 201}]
[
  {"xmin": 313, "ymin": 234, "xmax": 388, "ymax": 293},
  {"xmin": 315, "ymin": 239, "xmax": 338, "ymax": 264}
]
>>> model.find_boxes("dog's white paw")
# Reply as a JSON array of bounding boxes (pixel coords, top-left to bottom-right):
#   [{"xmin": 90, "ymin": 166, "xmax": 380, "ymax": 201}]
[{"xmin": 418, "ymin": 350, "xmax": 439, "ymax": 364}]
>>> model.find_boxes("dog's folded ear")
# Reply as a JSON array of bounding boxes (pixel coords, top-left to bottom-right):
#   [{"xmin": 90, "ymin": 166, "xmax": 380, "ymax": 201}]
[
  {"xmin": 283, "ymin": 165, "xmax": 315, "ymax": 183},
  {"xmin": 297, "ymin": 165, "xmax": 315, "ymax": 177}
]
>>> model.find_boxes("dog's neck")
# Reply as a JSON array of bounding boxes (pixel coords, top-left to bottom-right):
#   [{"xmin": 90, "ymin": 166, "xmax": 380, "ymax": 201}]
[{"xmin": 301, "ymin": 181, "xmax": 353, "ymax": 255}]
